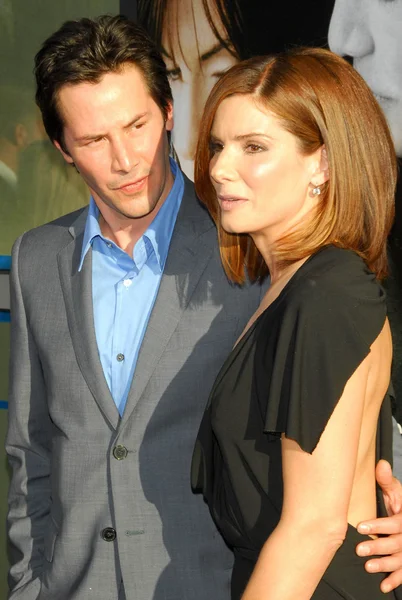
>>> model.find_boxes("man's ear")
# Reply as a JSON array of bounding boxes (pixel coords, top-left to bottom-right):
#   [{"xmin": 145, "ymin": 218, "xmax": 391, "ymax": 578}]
[
  {"xmin": 53, "ymin": 139, "xmax": 74, "ymax": 165},
  {"xmin": 165, "ymin": 102, "xmax": 174, "ymax": 132},
  {"xmin": 15, "ymin": 123, "xmax": 28, "ymax": 149},
  {"xmin": 311, "ymin": 145, "xmax": 329, "ymax": 187}
]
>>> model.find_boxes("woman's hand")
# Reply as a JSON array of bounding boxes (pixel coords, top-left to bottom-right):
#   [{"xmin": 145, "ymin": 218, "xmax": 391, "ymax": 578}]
[{"xmin": 356, "ymin": 459, "xmax": 402, "ymax": 593}]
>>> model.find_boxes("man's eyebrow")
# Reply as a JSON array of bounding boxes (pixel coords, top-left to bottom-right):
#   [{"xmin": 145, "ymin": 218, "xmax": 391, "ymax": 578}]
[
  {"xmin": 74, "ymin": 113, "xmax": 148, "ymax": 142},
  {"xmin": 161, "ymin": 41, "xmax": 229, "ymax": 64}
]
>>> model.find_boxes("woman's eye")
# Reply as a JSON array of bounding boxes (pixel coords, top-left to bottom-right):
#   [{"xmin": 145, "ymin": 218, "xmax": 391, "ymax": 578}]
[
  {"xmin": 212, "ymin": 69, "xmax": 229, "ymax": 80},
  {"xmin": 245, "ymin": 143, "xmax": 264, "ymax": 153},
  {"xmin": 209, "ymin": 141, "xmax": 223, "ymax": 155},
  {"xmin": 167, "ymin": 67, "xmax": 182, "ymax": 82}
]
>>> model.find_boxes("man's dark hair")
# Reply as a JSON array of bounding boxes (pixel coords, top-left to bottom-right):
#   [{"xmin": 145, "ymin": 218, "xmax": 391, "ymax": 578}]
[{"xmin": 34, "ymin": 15, "xmax": 173, "ymax": 152}]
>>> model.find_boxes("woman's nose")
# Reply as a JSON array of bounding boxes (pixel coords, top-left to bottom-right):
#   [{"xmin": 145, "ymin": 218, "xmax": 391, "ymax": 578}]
[{"xmin": 209, "ymin": 148, "xmax": 236, "ymax": 184}]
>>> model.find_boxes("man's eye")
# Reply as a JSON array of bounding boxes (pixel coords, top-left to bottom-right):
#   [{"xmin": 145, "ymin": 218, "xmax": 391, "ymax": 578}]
[{"xmin": 87, "ymin": 137, "xmax": 103, "ymax": 146}]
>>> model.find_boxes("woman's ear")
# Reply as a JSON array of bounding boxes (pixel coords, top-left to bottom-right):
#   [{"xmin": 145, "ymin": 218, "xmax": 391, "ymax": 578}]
[
  {"xmin": 308, "ymin": 146, "xmax": 330, "ymax": 197},
  {"xmin": 320, "ymin": 146, "xmax": 329, "ymax": 182},
  {"xmin": 310, "ymin": 145, "xmax": 329, "ymax": 188}
]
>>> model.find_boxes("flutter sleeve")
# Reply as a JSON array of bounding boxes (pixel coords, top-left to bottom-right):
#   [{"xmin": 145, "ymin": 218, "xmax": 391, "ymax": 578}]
[{"xmin": 257, "ymin": 260, "xmax": 387, "ymax": 454}]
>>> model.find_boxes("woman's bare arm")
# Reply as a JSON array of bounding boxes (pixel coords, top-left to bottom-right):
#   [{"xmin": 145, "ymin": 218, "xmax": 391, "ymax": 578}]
[{"xmin": 242, "ymin": 354, "xmax": 372, "ymax": 600}]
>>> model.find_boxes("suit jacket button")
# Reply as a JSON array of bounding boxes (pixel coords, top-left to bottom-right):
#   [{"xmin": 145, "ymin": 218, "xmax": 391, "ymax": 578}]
[
  {"xmin": 113, "ymin": 445, "xmax": 128, "ymax": 460},
  {"xmin": 101, "ymin": 527, "xmax": 116, "ymax": 542}
]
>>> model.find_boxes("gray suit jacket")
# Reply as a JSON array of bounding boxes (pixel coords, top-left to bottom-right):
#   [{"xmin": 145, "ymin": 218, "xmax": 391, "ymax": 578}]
[{"xmin": 6, "ymin": 176, "xmax": 262, "ymax": 600}]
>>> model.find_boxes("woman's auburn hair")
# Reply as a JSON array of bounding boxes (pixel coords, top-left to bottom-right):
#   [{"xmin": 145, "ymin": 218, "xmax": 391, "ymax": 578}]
[{"xmin": 195, "ymin": 47, "xmax": 397, "ymax": 283}]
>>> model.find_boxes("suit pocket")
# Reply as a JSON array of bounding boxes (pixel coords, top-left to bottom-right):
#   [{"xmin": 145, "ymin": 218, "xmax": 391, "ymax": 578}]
[{"xmin": 44, "ymin": 518, "xmax": 58, "ymax": 563}]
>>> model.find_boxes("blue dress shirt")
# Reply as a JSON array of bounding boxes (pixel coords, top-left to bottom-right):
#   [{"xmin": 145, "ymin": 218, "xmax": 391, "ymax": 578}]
[{"xmin": 79, "ymin": 158, "xmax": 184, "ymax": 415}]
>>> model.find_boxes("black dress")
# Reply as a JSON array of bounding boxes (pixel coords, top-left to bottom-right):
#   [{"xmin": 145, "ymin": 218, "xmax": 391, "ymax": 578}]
[{"xmin": 192, "ymin": 246, "xmax": 399, "ymax": 599}]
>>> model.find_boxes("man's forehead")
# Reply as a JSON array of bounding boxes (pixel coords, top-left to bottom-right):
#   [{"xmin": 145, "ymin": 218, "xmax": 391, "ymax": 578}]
[
  {"xmin": 59, "ymin": 64, "xmax": 148, "ymax": 97},
  {"xmin": 56, "ymin": 76, "xmax": 159, "ymax": 137},
  {"xmin": 57, "ymin": 68, "xmax": 153, "ymax": 115}
]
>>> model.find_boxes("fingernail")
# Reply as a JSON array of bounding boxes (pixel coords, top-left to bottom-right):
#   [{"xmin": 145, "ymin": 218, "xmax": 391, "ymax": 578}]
[
  {"xmin": 357, "ymin": 544, "xmax": 370, "ymax": 556},
  {"xmin": 358, "ymin": 524, "xmax": 371, "ymax": 533},
  {"xmin": 366, "ymin": 561, "xmax": 379, "ymax": 573},
  {"xmin": 381, "ymin": 582, "xmax": 392, "ymax": 594}
]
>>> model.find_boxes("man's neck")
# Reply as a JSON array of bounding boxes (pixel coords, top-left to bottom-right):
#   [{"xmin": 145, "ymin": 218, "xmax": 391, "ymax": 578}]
[
  {"xmin": 95, "ymin": 161, "xmax": 175, "ymax": 256},
  {"xmin": 98, "ymin": 209, "xmax": 159, "ymax": 257}
]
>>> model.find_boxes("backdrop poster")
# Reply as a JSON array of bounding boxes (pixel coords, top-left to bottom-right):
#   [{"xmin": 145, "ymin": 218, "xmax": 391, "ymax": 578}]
[{"xmin": 138, "ymin": 0, "xmax": 402, "ymax": 422}]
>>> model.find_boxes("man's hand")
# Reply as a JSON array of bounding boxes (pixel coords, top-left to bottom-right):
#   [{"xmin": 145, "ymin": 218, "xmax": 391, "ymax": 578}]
[{"xmin": 356, "ymin": 460, "xmax": 402, "ymax": 593}]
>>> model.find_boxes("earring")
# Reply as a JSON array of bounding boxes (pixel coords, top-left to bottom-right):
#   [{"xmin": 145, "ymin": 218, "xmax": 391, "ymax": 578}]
[{"xmin": 312, "ymin": 186, "xmax": 321, "ymax": 196}]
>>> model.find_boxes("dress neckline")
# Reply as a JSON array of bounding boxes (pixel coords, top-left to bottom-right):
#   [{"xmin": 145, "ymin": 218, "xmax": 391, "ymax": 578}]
[
  {"xmin": 210, "ymin": 246, "xmax": 338, "ymax": 398},
  {"xmin": 234, "ymin": 245, "xmax": 336, "ymax": 350}
]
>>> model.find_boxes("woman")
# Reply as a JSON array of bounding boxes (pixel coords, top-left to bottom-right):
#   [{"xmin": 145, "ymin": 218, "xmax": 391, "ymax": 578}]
[
  {"xmin": 138, "ymin": 0, "xmax": 332, "ymax": 179},
  {"xmin": 191, "ymin": 48, "xmax": 398, "ymax": 599}
]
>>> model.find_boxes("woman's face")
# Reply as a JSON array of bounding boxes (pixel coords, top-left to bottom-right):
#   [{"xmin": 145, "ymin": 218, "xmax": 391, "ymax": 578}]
[
  {"xmin": 161, "ymin": 0, "xmax": 238, "ymax": 179},
  {"xmin": 328, "ymin": 0, "xmax": 402, "ymax": 157},
  {"xmin": 208, "ymin": 95, "xmax": 323, "ymax": 244}
]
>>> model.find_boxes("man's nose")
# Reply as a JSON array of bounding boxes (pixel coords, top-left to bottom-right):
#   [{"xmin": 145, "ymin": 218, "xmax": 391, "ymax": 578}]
[{"xmin": 111, "ymin": 137, "xmax": 137, "ymax": 173}]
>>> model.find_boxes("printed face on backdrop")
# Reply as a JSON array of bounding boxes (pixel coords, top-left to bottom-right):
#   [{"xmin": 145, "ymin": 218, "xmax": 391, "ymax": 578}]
[
  {"xmin": 209, "ymin": 94, "xmax": 325, "ymax": 244},
  {"xmin": 54, "ymin": 64, "xmax": 174, "ymax": 226},
  {"xmin": 161, "ymin": 0, "xmax": 238, "ymax": 179},
  {"xmin": 328, "ymin": 0, "xmax": 402, "ymax": 157}
]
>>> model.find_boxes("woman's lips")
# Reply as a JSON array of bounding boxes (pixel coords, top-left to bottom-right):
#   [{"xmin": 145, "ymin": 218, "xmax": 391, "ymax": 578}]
[{"xmin": 218, "ymin": 196, "xmax": 248, "ymax": 211}]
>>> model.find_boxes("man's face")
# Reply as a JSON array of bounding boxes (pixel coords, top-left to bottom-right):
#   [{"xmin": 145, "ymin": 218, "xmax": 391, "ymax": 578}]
[
  {"xmin": 55, "ymin": 64, "xmax": 174, "ymax": 223},
  {"xmin": 328, "ymin": 0, "xmax": 402, "ymax": 157}
]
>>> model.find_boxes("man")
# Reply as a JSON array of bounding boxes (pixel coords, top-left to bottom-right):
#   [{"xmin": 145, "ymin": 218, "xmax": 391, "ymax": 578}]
[
  {"xmin": 5, "ymin": 15, "xmax": 402, "ymax": 600},
  {"xmin": 0, "ymin": 86, "xmax": 45, "ymax": 255},
  {"xmin": 0, "ymin": 86, "xmax": 43, "ymax": 206}
]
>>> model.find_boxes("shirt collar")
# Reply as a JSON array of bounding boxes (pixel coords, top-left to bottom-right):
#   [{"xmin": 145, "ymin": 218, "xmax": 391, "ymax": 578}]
[
  {"xmin": 146, "ymin": 158, "xmax": 183, "ymax": 271},
  {"xmin": 79, "ymin": 158, "xmax": 184, "ymax": 272}
]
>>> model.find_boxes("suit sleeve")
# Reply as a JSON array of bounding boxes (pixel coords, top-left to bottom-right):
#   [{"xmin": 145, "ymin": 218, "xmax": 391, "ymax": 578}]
[{"xmin": 6, "ymin": 234, "xmax": 52, "ymax": 598}]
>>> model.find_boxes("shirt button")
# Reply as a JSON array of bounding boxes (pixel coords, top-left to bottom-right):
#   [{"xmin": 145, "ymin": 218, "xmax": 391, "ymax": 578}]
[
  {"xmin": 123, "ymin": 279, "xmax": 132, "ymax": 288},
  {"xmin": 116, "ymin": 353, "xmax": 125, "ymax": 362},
  {"xmin": 107, "ymin": 242, "xmax": 112, "ymax": 248},
  {"xmin": 113, "ymin": 445, "xmax": 128, "ymax": 460},
  {"xmin": 101, "ymin": 527, "xmax": 116, "ymax": 542}
]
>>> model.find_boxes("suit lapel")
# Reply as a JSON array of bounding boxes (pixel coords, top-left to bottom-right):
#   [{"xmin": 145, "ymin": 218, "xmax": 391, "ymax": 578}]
[
  {"xmin": 57, "ymin": 209, "xmax": 120, "ymax": 430},
  {"xmin": 121, "ymin": 178, "xmax": 215, "ymax": 425}
]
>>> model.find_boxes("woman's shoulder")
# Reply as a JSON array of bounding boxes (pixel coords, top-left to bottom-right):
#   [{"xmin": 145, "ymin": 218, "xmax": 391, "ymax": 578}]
[
  {"xmin": 275, "ymin": 245, "xmax": 387, "ymax": 350},
  {"xmin": 289, "ymin": 245, "xmax": 385, "ymax": 312}
]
